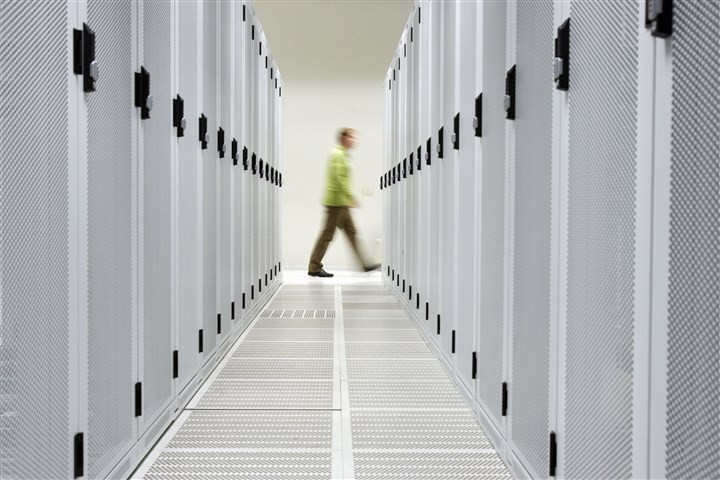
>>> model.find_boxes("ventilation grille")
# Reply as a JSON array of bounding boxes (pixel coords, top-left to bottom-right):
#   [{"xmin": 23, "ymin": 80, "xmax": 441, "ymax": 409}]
[
  {"xmin": 665, "ymin": 1, "xmax": 720, "ymax": 478},
  {"xmin": 564, "ymin": 1, "xmax": 639, "ymax": 478}
]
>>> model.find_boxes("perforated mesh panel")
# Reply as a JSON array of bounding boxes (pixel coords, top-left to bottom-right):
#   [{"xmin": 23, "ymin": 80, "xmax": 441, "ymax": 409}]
[
  {"xmin": 565, "ymin": 2, "xmax": 639, "ymax": 478},
  {"xmin": 218, "ymin": 358, "xmax": 333, "ymax": 380},
  {"xmin": 665, "ymin": 3, "xmax": 720, "ymax": 478},
  {"xmin": 232, "ymin": 341, "xmax": 333, "ymax": 358},
  {"xmin": 346, "ymin": 342, "xmax": 434, "ymax": 359},
  {"xmin": 143, "ymin": 0, "xmax": 174, "ymax": 424},
  {"xmin": 349, "ymin": 382, "xmax": 466, "ymax": 410},
  {"xmin": 168, "ymin": 411, "xmax": 333, "ymax": 449},
  {"xmin": 0, "ymin": 2, "xmax": 70, "ymax": 478},
  {"xmin": 343, "ymin": 309, "xmax": 407, "ymax": 319},
  {"xmin": 86, "ymin": 1, "xmax": 135, "ymax": 477},
  {"xmin": 354, "ymin": 452, "xmax": 511, "ymax": 480},
  {"xmin": 245, "ymin": 328, "xmax": 334, "ymax": 342},
  {"xmin": 477, "ymin": 0, "xmax": 507, "ymax": 427},
  {"xmin": 347, "ymin": 359, "xmax": 449, "ymax": 382},
  {"xmin": 345, "ymin": 329, "xmax": 423, "ymax": 343},
  {"xmin": 509, "ymin": 0, "xmax": 554, "ymax": 476},
  {"xmin": 194, "ymin": 380, "xmax": 333, "ymax": 409},
  {"xmin": 145, "ymin": 452, "xmax": 332, "ymax": 479},
  {"xmin": 344, "ymin": 317, "xmax": 414, "ymax": 329},
  {"xmin": 177, "ymin": 0, "xmax": 201, "ymax": 389},
  {"xmin": 254, "ymin": 317, "xmax": 334, "ymax": 329}
]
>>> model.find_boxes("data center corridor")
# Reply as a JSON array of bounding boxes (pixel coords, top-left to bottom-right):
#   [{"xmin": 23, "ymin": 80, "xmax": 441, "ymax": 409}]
[{"xmin": 133, "ymin": 272, "xmax": 511, "ymax": 479}]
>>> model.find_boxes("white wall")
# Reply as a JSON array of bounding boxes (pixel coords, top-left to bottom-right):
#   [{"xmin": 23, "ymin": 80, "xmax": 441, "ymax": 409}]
[
  {"xmin": 281, "ymin": 80, "xmax": 384, "ymax": 270},
  {"xmin": 252, "ymin": 0, "xmax": 412, "ymax": 271}
]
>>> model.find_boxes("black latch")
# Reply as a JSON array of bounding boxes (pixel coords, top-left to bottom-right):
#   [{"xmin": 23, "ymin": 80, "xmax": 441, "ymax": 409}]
[
  {"xmin": 265, "ymin": 274, "xmax": 268, "ymax": 286},
  {"xmin": 416, "ymin": 292, "xmax": 420, "ymax": 309},
  {"xmin": 393, "ymin": 69, "xmax": 396, "ymax": 81},
  {"xmin": 505, "ymin": 65, "xmax": 516, "ymax": 120},
  {"xmin": 259, "ymin": 158, "xmax": 264, "ymax": 178},
  {"xmin": 251, "ymin": 285, "xmax": 255, "ymax": 300},
  {"xmin": 271, "ymin": 166, "xmax": 276, "ymax": 185},
  {"xmin": 271, "ymin": 68, "xmax": 274, "ymax": 79},
  {"xmin": 472, "ymin": 352, "xmax": 477, "ymax": 379},
  {"xmin": 436, "ymin": 314, "xmax": 441, "ymax": 335},
  {"xmin": 417, "ymin": 146, "xmax": 422, "ymax": 171},
  {"xmin": 242, "ymin": 293, "xmax": 246, "ymax": 309},
  {"xmin": 265, "ymin": 56, "xmax": 268, "ymax": 69},
  {"xmin": 387, "ymin": 266, "xmax": 391, "ymax": 276},
  {"xmin": 135, "ymin": 67, "xmax": 153, "ymax": 119},
  {"xmin": 258, "ymin": 278, "xmax": 262, "ymax": 293},
  {"xmin": 243, "ymin": 4, "xmax": 246, "ymax": 21},
  {"xmin": 199, "ymin": 114, "xmax": 209, "ymax": 149},
  {"xmin": 198, "ymin": 329, "xmax": 204, "ymax": 353},
  {"xmin": 646, "ymin": 0, "xmax": 673, "ymax": 37},
  {"xmin": 232, "ymin": 301, "xmax": 235, "ymax": 319},
  {"xmin": 380, "ymin": 176, "xmax": 383, "ymax": 190},
  {"xmin": 73, "ymin": 23, "xmax": 98, "ymax": 92},
  {"xmin": 243, "ymin": 146, "xmax": 249, "ymax": 170},
  {"xmin": 426, "ymin": 137, "xmax": 432, "ymax": 165},
  {"xmin": 554, "ymin": 19, "xmax": 570, "ymax": 91},
  {"xmin": 411, "ymin": 27, "xmax": 414, "ymax": 42},
  {"xmin": 135, "ymin": 382, "xmax": 142, "ymax": 417},
  {"xmin": 409, "ymin": 285, "xmax": 412, "ymax": 300},
  {"xmin": 404, "ymin": 43, "xmax": 407, "ymax": 58},
  {"xmin": 252, "ymin": 25, "xmax": 255, "ymax": 40},
  {"xmin": 437, "ymin": 127, "xmax": 444, "ymax": 159},
  {"xmin": 232, "ymin": 139, "xmax": 238, "ymax": 166},
  {"xmin": 452, "ymin": 330, "xmax": 456, "ymax": 353},
  {"xmin": 172, "ymin": 350, "xmax": 178, "ymax": 379},
  {"xmin": 217, "ymin": 313, "xmax": 222, "ymax": 334},
  {"xmin": 453, "ymin": 113, "xmax": 460, "ymax": 150},
  {"xmin": 173, "ymin": 95, "xmax": 186, "ymax": 137},
  {"xmin": 409, "ymin": 153, "xmax": 414, "ymax": 175},
  {"xmin": 259, "ymin": 41, "xmax": 263, "ymax": 56},
  {"xmin": 265, "ymin": 162, "xmax": 270, "ymax": 181},
  {"xmin": 73, "ymin": 433, "xmax": 84, "ymax": 479},
  {"xmin": 218, "ymin": 127, "xmax": 226, "ymax": 158},
  {"xmin": 402, "ymin": 280, "xmax": 406, "ymax": 293},
  {"xmin": 425, "ymin": 302, "xmax": 429, "ymax": 321},
  {"xmin": 252, "ymin": 153, "xmax": 257, "ymax": 174},
  {"xmin": 502, "ymin": 382, "xmax": 508, "ymax": 416},
  {"xmin": 402, "ymin": 159, "xmax": 407, "ymax": 179},
  {"xmin": 418, "ymin": 6, "xmax": 421, "ymax": 23},
  {"xmin": 475, "ymin": 93, "xmax": 482, "ymax": 137},
  {"xmin": 549, "ymin": 432, "xmax": 558, "ymax": 476},
  {"xmin": 280, "ymin": 173, "xmax": 283, "ymax": 187}
]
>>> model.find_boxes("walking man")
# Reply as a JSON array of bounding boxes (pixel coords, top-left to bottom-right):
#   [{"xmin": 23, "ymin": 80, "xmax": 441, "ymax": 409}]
[{"xmin": 308, "ymin": 128, "xmax": 380, "ymax": 278}]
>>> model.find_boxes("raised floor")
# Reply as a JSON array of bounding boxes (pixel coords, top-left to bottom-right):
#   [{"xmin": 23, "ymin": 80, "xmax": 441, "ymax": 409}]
[{"xmin": 133, "ymin": 271, "xmax": 511, "ymax": 479}]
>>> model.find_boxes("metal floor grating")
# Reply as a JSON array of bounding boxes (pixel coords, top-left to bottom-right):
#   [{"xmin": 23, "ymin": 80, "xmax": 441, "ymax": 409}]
[{"xmin": 138, "ymin": 276, "xmax": 511, "ymax": 479}]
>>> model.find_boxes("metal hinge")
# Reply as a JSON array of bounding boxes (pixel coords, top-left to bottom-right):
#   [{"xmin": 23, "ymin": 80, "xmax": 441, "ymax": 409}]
[
  {"xmin": 549, "ymin": 432, "xmax": 558, "ymax": 476},
  {"xmin": 135, "ymin": 382, "xmax": 142, "ymax": 417},
  {"xmin": 502, "ymin": 382, "xmax": 508, "ymax": 416},
  {"xmin": 73, "ymin": 433, "xmax": 84, "ymax": 478}
]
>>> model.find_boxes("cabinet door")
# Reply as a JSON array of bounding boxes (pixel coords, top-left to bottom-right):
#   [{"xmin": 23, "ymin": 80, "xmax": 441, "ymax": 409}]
[
  {"xmin": 0, "ymin": 2, "xmax": 74, "ymax": 478},
  {"xmin": 219, "ymin": 0, "xmax": 233, "ymax": 340},
  {"xmin": 86, "ymin": 0, "xmax": 136, "ymax": 476}
]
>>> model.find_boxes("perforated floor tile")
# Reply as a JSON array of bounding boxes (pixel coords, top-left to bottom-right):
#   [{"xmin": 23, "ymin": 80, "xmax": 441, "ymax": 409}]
[
  {"xmin": 194, "ymin": 380, "xmax": 333, "ymax": 410},
  {"xmin": 167, "ymin": 411, "xmax": 333, "ymax": 449},
  {"xmin": 343, "ymin": 302, "xmax": 403, "ymax": 310},
  {"xmin": 144, "ymin": 452, "xmax": 332, "ymax": 479},
  {"xmin": 343, "ymin": 309, "xmax": 408, "ymax": 319},
  {"xmin": 344, "ymin": 318, "xmax": 414, "ymax": 329},
  {"xmin": 346, "ymin": 342, "xmax": 435, "ymax": 359},
  {"xmin": 244, "ymin": 328, "xmax": 334, "ymax": 342},
  {"xmin": 269, "ymin": 302, "xmax": 336, "ymax": 310},
  {"xmin": 342, "ymin": 295, "xmax": 397, "ymax": 303},
  {"xmin": 349, "ymin": 382, "xmax": 467, "ymax": 410},
  {"xmin": 353, "ymin": 451, "xmax": 512, "ymax": 479},
  {"xmin": 351, "ymin": 411, "xmax": 494, "ymax": 450},
  {"xmin": 232, "ymin": 342, "xmax": 333, "ymax": 358},
  {"xmin": 217, "ymin": 358, "xmax": 333, "ymax": 381},
  {"xmin": 261, "ymin": 309, "xmax": 335, "ymax": 319},
  {"xmin": 253, "ymin": 317, "xmax": 334, "ymax": 329},
  {"xmin": 347, "ymin": 358, "xmax": 451, "ymax": 382},
  {"xmin": 344, "ymin": 329, "xmax": 424, "ymax": 343}
]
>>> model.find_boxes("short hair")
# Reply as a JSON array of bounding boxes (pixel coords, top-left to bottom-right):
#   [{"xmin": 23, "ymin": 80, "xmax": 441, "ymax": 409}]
[{"xmin": 337, "ymin": 128, "xmax": 356, "ymax": 143}]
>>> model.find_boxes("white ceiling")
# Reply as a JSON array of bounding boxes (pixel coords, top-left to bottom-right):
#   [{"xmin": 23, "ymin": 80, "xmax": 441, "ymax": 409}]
[{"xmin": 253, "ymin": 0, "xmax": 414, "ymax": 82}]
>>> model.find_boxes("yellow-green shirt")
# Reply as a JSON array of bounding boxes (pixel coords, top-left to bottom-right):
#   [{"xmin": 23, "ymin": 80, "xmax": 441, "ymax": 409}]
[{"xmin": 322, "ymin": 146, "xmax": 353, "ymax": 206}]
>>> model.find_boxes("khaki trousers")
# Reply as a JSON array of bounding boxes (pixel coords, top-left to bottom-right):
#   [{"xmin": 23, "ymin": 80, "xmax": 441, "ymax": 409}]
[{"xmin": 308, "ymin": 206, "xmax": 367, "ymax": 272}]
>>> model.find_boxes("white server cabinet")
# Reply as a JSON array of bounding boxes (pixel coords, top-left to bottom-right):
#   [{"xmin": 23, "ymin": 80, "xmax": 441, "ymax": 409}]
[
  {"xmin": 416, "ymin": 2, "xmax": 430, "ymax": 325},
  {"xmin": 476, "ymin": 0, "xmax": 508, "ymax": 441},
  {"xmin": 242, "ymin": 5, "xmax": 254, "ymax": 316},
  {"xmin": 426, "ymin": 0, "xmax": 442, "ymax": 336},
  {"xmin": 84, "ymin": 0, "xmax": 137, "ymax": 477},
  {"xmin": 218, "ymin": 0, "xmax": 233, "ymax": 342},
  {"xmin": 139, "ymin": 0, "xmax": 175, "ymax": 432},
  {"xmin": 454, "ymin": 0, "xmax": 478, "ymax": 394},
  {"xmin": 175, "ymin": 0, "xmax": 202, "ymax": 398},
  {"xmin": 200, "ymin": 0, "xmax": 218, "ymax": 359},
  {"xmin": 0, "ymin": 3, "xmax": 78, "ymax": 478},
  {"xmin": 649, "ymin": 2, "xmax": 720, "ymax": 478},
  {"xmin": 398, "ymin": 40, "xmax": 407, "ymax": 299},
  {"xmin": 559, "ymin": 1, "xmax": 654, "ymax": 478},
  {"xmin": 438, "ymin": 0, "xmax": 458, "ymax": 362},
  {"xmin": 233, "ymin": 2, "xmax": 246, "ymax": 324},
  {"xmin": 249, "ymin": 10, "xmax": 259, "ymax": 307},
  {"xmin": 405, "ymin": 26, "xmax": 415, "ymax": 309},
  {"xmin": 506, "ymin": 0, "xmax": 559, "ymax": 477}
]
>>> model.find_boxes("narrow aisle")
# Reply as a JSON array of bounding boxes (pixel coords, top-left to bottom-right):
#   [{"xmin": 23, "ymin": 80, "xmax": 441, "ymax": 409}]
[{"xmin": 134, "ymin": 273, "xmax": 510, "ymax": 478}]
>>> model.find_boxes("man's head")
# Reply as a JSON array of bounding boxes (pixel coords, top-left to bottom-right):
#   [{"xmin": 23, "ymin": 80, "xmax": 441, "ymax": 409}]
[{"xmin": 338, "ymin": 128, "xmax": 357, "ymax": 150}]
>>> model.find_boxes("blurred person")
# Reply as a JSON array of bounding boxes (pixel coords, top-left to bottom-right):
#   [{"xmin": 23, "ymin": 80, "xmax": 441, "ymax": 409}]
[{"xmin": 308, "ymin": 128, "xmax": 381, "ymax": 278}]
